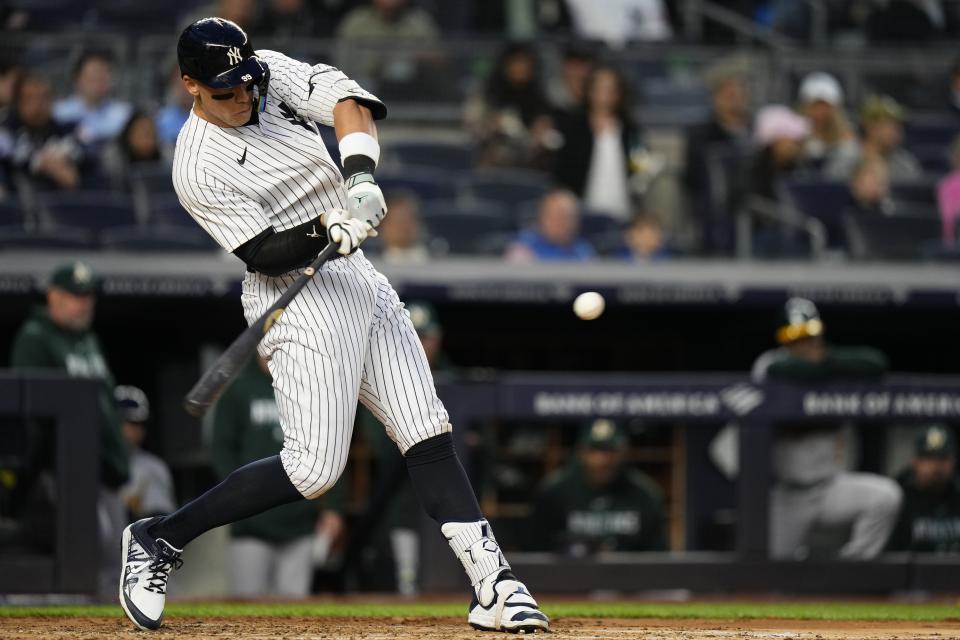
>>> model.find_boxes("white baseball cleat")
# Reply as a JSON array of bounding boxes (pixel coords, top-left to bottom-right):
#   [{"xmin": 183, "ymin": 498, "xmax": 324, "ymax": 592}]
[
  {"xmin": 467, "ymin": 569, "xmax": 550, "ymax": 633},
  {"xmin": 118, "ymin": 517, "xmax": 183, "ymax": 631}
]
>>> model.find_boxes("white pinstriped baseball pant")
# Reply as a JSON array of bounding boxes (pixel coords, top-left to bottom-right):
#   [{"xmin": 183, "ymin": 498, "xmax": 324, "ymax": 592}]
[{"xmin": 241, "ymin": 250, "xmax": 452, "ymax": 499}]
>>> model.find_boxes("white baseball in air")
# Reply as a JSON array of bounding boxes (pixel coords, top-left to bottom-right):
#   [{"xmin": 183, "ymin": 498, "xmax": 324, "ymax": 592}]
[{"xmin": 573, "ymin": 291, "xmax": 605, "ymax": 320}]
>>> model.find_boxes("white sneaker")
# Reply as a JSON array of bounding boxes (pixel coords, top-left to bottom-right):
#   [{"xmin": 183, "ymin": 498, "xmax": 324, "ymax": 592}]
[
  {"xmin": 118, "ymin": 517, "xmax": 183, "ymax": 631},
  {"xmin": 468, "ymin": 569, "xmax": 550, "ymax": 633}
]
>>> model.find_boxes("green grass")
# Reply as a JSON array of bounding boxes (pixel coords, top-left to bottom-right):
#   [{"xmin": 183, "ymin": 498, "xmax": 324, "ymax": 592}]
[{"xmin": 0, "ymin": 601, "xmax": 958, "ymax": 621}]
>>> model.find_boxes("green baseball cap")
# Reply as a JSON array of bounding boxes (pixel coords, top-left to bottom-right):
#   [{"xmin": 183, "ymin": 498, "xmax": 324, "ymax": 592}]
[
  {"xmin": 580, "ymin": 419, "xmax": 627, "ymax": 450},
  {"xmin": 915, "ymin": 425, "xmax": 956, "ymax": 458},
  {"xmin": 49, "ymin": 261, "xmax": 97, "ymax": 295},
  {"xmin": 407, "ymin": 301, "xmax": 440, "ymax": 337}
]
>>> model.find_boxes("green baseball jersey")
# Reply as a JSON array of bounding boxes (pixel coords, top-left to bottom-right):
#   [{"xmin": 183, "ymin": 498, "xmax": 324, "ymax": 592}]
[
  {"xmin": 887, "ymin": 470, "xmax": 960, "ymax": 553},
  {"xmin": 10, "ymin": 306, "xmax": 129, "ymax": 488},
  {"xmin": 531, "ymin": 461, "xmax": 667, "ymax": 553},
  {"xmin": 211, "ymin": 360, "xmax": 343, "ymax": 544},
  {"xmin": 756, "ymin": 345, "xmax": 889, "ymax": 383}
]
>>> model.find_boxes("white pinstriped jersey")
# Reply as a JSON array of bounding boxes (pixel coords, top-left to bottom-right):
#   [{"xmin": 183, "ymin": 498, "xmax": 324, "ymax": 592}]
[
  {"xmin": 172, "ymin": 48, "xmax": 450, "ymax": 501},
  {"xmin": 172, "ymin": 49, "xmax": 384, "ymax": 252}
]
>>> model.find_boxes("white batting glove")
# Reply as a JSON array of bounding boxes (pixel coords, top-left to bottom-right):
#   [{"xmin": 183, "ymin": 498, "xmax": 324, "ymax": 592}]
[
  {"xmin": 344, "ymin": 172, "xmax": 387, "ymax": 230},
  {"xmin": 323, "ymin": 208, "xmax": 376, "ymax": 255}
]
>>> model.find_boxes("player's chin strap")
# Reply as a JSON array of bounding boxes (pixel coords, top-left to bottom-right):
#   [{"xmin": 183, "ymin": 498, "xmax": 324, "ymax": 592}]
[{"xmin": 255, "ymin": 69, "xmax": 270, "ymax": 112}]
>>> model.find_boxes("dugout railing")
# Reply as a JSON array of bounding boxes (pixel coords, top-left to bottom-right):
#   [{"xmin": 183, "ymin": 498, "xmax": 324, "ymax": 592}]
[{"xmin": 422, "ymin": 373, "xmax": 960, "ymax": 594}]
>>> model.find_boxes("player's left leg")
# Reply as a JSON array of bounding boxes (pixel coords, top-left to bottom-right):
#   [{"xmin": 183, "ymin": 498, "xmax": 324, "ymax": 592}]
[{"xmin": 356, "ymin": 264, "xmax": 548, "ymax": 633}]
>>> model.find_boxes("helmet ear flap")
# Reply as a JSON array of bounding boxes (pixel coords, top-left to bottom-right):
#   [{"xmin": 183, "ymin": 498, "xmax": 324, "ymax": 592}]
[{"xmin": 256, "ymin": 68, "xmax": 270, "ymax": 112}]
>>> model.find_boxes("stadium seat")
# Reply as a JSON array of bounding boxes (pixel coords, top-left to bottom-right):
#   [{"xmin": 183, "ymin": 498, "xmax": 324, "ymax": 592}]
[
  {"xmin": 907, "ymin": 143, "xmax": 951, "ymax": 176},
  {"xmin": 423, "ymin": 211, "xmax": 516, "ymax": 255},
  {"xmin": 148, "ymin": 196, "xmax": 196, "ymax": 227},
  {"xmin": 458, "ymin": 169, "xmax": 552, "ymax": 206},
  {"xmin": 0, "ymin": 226, "xmax": 96, "ymax": 249},
  {"xmin": 904, "ymin": 118, "xmax": 960, "ymax": 147},
  {"xmin": 39, "ymin": 191, "xmax": 137, "ymax": 233},
  {"xmin": 388, "ymin": 141, "xmax": 475, "ymax": 172},
  {"xmin": 422, "ymin": 200, "xmax": 511, "ymax": 225},
  {"xmin": 0, "ymin": 200, "xmax": 26, "ymax": 228},
  {"xmin": 99, "ymin": 225, "xmax": 217, "ymax": 251},
  {"xmin": 376, "ymin": 168, "xmax": 457, "ymax": 201},
  {"xmin": 130, "ymin": 166, "xmax": 176, "ymax": 195},
  {"xmin": 781, "ymin": 178, "xmax": 854, "ymax": 249},
  {"xmin": 890, "ymin": 180, "xmax": 936, "ymax": 207},
  {"xmin": 579, "ymin": 212, "xmax": 624, "ymax": 237},
  {"xmin": 844, "ymin": 207, "xmax": 942, "ymax": 260}
]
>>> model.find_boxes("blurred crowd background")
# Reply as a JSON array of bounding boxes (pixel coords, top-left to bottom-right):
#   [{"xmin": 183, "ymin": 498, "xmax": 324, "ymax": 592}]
[
  {"xmin": 2, "ymin": 0, "xmax": 960, "ymax": 600},
  {"xmin": 4, "ymin": 0, "xmax": 960, "ymax": 259}
]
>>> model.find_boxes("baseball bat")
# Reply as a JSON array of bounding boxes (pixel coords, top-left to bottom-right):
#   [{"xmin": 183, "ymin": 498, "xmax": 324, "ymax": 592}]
[{"xmin": 183, "ymin": 241, "xmax": 339, "ymax": 417}]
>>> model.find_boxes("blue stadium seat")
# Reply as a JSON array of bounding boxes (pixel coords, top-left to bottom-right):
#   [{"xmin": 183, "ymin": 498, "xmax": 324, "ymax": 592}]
[
  {"xmin": 579, "ymin": 212, "xmax": 624, "ymax": 237},
  {"xmin": 422, "ymin": 200, "xmax": 511, "ymax": 225},
  {"xmin": 377, "ymin": 168, "xmax": 457, "ymax": 201},
  {"xmin": 39, "ymin": 191, "xmax": 137, "ymax": 233},
  {"xmin": 389, "ymin": 141, "xmax": 475, "ymax": 172},
  {"xmin": 781, "ymin": 178, "xmax": 854, "ymax": 249},
  {"xmin": 904, "ymin": 118, "xmax": 960, "ymax": 147},
  {"xmin": 458, "ymin": 169, "xmax": 553, "ymax": 206},
  {"xmin": 844, "ymin": 206, "xmax": 941, "ymax": 260},
  {"xmin": 0, "ymin": 200, "xmax": 26, "ymax": 227},
  {"xmin": 0, "ymin": 227, "xmax": 96, "ymax": 249},
  {"xmin": 891, "ymin": 180, "xmax": 936, "ymax": 207},
  {"xmin": 908, "ymin": 144, "xmax": 951, "ymax": 176},
  {"xmin": 131, "ymin": 166, "xmax": 176, "ymax": 195},
  {"xmin": 423, "ymin": 211, "xmax": 516, "ymax": 255},
  {"xmin": 99, "ymin": 225, "xmax": 217, "ymax": 251},
  {"xmin": 148, "ymin": 196, "xmax": 196, "ymax": 227}
]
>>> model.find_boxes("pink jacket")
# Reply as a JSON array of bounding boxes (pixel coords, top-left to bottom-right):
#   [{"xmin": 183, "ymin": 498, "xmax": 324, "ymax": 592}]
[{"xmin": 937, "ymin": 171, "xmax": 960, "ymax": 247}]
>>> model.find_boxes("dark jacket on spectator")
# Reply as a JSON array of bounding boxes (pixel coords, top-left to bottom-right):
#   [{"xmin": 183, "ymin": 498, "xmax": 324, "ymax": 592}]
[{"xmin": 552, "ymin": 109, "xmax": 641, "ymax": 197}]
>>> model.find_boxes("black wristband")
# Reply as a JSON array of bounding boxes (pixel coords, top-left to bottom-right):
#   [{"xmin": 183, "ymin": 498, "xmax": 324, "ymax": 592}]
[{"xmin": 342, "ymin": 154, "xmax": 376, "ymax": 179}]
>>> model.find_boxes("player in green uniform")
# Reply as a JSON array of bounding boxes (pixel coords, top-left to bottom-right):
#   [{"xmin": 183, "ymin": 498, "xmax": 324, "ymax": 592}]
[
  {"xmin": 211, "ymin": 356, "xmax": 345, "ymax": 598},
  {"xmin": 530, "ymin": 419, "xmax": 667, "ymax": 555},
  {"xmin": 887, "ymin": 425, "xmax": 960, "ymax": 553},
  {"xmin": 9, "ymin": 261, "xmax": 129, "ymax": 596}
]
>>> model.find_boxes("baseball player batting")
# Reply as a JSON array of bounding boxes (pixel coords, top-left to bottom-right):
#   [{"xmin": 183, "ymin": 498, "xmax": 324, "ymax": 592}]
[{"xmin": 118, "ymin": 17, "xmax": 548, "ymax": 634}]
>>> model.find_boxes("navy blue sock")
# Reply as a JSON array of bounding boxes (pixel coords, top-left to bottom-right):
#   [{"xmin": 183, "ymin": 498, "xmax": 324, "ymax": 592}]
[
  {"xmin": 405, "ymin": 433, "xmax": 482, "ymax": 523},
  {"xmin": 147, "ymin": 455, "xmax": 303, "ymax": 549}
]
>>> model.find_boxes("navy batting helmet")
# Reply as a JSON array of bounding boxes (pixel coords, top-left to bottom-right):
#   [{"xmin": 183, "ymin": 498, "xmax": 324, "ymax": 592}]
[{"xmin": 177, "ymin": 17, "xmax": 268, "ymax": 90}]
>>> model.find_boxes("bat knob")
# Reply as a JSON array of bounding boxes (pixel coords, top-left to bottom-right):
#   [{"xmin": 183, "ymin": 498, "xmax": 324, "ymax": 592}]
[{"xmin": 183, "ymin": 398, "xmax": 209, "ymax": 417}]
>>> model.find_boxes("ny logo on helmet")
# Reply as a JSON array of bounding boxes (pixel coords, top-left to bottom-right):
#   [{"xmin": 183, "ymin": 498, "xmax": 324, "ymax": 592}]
[{"xmin": 227, "ymin": 46, "xmax": 242, "ymax": 65}]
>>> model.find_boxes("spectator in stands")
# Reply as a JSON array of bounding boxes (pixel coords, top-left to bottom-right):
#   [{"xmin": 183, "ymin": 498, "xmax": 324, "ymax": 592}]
[
  {"xmin": 378, "ymin": 190, "xmax": 429, "ymax": 264},
  {"xmin": 848, "ymin": 157, "xmax": 895, "ymax": 217},
  {"xmin": 102, "ymin": 111, "xmax": 168, "ymax": 191},
  {"xmin": 0, "ymin": 73, "xmax": 90, "ymax": 191},
  {"xmin": 622, "ymin": 212, "xmax": 673, "ymax": 262},
  {"xmin": 465, "ymin": 42, "xmax": 556, "ymax": 169},
  {"xmin": 530, "ymin": 419, "xmax": 667, "ymax": 555},
  {"xmin": 115, "ymin": 385, "xmax": 176, "ymax": 521},
  {"xmin": 684, "ymin": 58, "xmax": 752, "ymax": 254},
  {"xmin": 256, "ymin": 0, "xmax": 324, "ymax": 40},
  {"xmin": 798, "ymin": 72, "xmax": 859, "ymax": 180},
  {"xmin": 183, "ymin": 0, "xmax": 257, "ymax": 31},
  {"xmin": 887, "ymin": 424, "xmax": 960, "ymax": 553},
  {"xmin": 212, "ymin": 356, "xmax": 345, "ymax": 598},
  {"xmin": 10, "ymin": 262, "xmax": 129, "ymax": 595},
  {"xmin": 748, "ymin": 105, "xmax": 810, "ymax": 202},
  {"xmin": 937, "ymin": 134, "xmax": 960, "ymax": 246},
  {"xmin": 858, "ymin": 95, "xmax": 923, "ymax": 182},
  {"xmin": 469, "ymin": 0, "xmax": 573, "ymax": 38},
  {"xmin": 552, "ymin": 64, "xmax": 646, "ymax": 221},
  {"xmin": 506, "ymin": 189, "xmax": 594, "ymax": 262},
  {"xmin": 356, "ymin": 301, "xmax": 450, "ymax": 594},
  {"xmin": 155, "ymin": 64, "xmax": 193, "ymax": 149},
  {"xmin": 52, "ymin": 51, "xmax": 132, "ymax": 146},
  {"xmin": 336, "ymin": 0, "xmax": 439, "ymax": 41},
  {"xmin": 0, "ymin": 60, "xmax": 23, "ymax": 122},
  {"xmin": 548, "ymin": 43, "xmax": 596, "ymax": 113},
  {"xmin": 564, "ymin": 0, "xmax": 673, "ymax": 45},
  {"xmin": 754, "ymin": 298, "xmax": 900, "ymax": 559}
]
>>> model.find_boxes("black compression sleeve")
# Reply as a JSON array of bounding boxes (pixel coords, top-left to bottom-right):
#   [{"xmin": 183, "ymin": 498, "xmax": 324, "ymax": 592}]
[
  {"xmin": 342, "ymin": 154, "xmax": 376, "ymax": 179},
  {"xmin": 233, "ymin": 216, "xmax": 329, "ymax": 277}
]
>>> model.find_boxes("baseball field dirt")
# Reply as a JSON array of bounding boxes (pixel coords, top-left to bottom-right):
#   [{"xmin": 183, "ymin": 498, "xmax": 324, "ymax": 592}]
[{"xmin": 3, "ymin": 616, "xmax": 960, "ymax": 639}]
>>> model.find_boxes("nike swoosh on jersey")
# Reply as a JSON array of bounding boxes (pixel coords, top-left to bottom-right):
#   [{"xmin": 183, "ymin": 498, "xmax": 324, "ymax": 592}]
[{"xmin": 237, "ymin": 148, "xmax": 247, "ymax": 165}]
